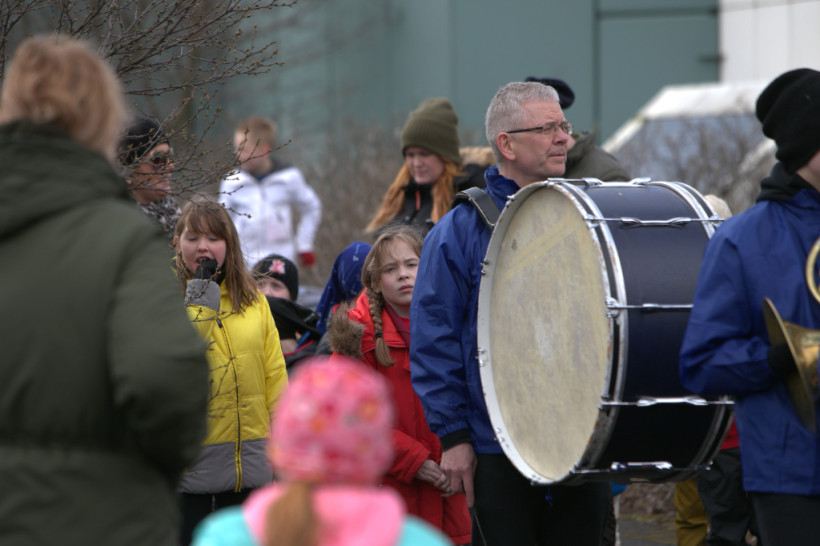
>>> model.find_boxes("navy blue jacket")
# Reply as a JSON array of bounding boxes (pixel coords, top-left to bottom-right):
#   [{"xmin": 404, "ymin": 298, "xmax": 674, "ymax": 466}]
[
  {"xmin": 410, "ymin": 165, "xmax": 519, "ymax": 454},
  {"xmin": 680, "ymin": 163, "xmax": 820, "ymax": 494}
]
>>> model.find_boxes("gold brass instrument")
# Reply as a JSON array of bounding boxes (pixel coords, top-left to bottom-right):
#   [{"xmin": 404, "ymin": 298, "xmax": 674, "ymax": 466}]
[
  {"xmin": 762, "ymin": 235, "xmax": 820, "ymax": 432},
  {"xmin": 763, "ymin": 298, "xmax": 820, "ymax": 432}
]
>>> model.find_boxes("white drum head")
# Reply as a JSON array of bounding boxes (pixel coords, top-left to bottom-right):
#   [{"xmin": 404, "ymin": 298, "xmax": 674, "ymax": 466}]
[{"xmin": 479, "ymin": 183, "xmax": 611, "ymax": 483}]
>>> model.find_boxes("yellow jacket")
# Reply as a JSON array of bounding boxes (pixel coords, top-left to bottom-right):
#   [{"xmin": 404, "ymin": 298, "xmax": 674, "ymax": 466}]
[{"xmin": 179, "ymin": 281, "xmax": 287, "ymax": 493}]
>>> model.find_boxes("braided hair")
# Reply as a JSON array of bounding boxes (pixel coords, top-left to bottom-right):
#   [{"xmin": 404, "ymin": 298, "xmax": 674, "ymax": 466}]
[{"xmin": 360, "ymin": 224, "xmax": 424, "ymax": 367}]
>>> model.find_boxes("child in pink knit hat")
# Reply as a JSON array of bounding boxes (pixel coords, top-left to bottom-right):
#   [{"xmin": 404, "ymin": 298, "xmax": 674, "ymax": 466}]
[{"xmin": 191, "ymin": 356, "xmax": 452, "ymax": 546}]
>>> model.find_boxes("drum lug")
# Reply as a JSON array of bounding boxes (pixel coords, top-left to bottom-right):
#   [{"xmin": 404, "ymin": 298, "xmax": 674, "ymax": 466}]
[{"xmin": 606, "ymin": 298, "xmax": 621, "ymax": 318}]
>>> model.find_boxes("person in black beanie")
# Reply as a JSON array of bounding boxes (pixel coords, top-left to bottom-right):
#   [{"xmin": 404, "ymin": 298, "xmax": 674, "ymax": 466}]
[
  {"xmin": 118, "ymin": 115, "xmax": 181, "ymax": 241},
  {"xmin": 252, "ymin": 253, "xmax": 321, "ymax": 368},
  {"xmin": 679, "ymin": 67, "xmax": 820, "ymax": 546},
  {"xmin": 252, "ymin": 253, "xmax": 300, "ymax": 301}
]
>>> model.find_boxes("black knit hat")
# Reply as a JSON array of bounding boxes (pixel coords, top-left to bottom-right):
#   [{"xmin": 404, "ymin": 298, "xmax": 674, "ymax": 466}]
[
  {"xmin": 525, "ymin": 77, "xmax": 575, "ymax": 109},
  {"xmin": 118, "ymin": 116, "xmax": 169, "ymax": 167},
  {"xmin": 756, "ymin": 68, "xmax": 820, "ymax": 174},
  {"xmin": 253, "ymin": 254, "xmax": 299, "ymax": 301},
  {"xmin": 400, "ymin": 98, "xmax": 461, "ymax": 164}
]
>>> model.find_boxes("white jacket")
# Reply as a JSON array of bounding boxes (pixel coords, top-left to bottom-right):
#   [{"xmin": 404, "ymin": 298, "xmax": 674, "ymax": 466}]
[{"xmin": 220, "ymin": 162, "xmax": 322, "ymax": 266}]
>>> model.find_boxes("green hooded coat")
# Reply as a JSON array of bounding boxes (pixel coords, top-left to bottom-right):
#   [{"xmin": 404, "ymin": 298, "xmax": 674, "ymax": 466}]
[{"xmin": 0, "ymin": 122, "xmax": 209, "ymax": 545}]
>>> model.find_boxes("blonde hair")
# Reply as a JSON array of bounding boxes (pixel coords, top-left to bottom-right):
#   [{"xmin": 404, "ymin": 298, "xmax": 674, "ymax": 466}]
[
  {"xmin": 236, "ymin": 115, "xmax": 278, "ymax": 149},
  {"xmin": 174, "ymin": 196, "xmax": 259, "ymax": 313},
  {"xmin": 365, "ymin": 159, "xmax": 461, "ymax": 234},
  {"xmin": 0, "ymin": 34, "xmax": 126, "ymax": 163},
  {"xmin": 360, "ymin": 225, "xmax": 424, "ymax": 366}
]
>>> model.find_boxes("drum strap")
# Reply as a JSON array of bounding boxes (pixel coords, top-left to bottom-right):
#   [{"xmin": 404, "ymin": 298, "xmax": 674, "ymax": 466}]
[{"xmin": 452, "ymin": 187, "xmax": 500, "ymax": 231}]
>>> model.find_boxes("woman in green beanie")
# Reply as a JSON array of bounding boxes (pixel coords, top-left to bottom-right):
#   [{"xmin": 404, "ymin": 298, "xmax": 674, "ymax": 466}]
[{"xmin": 366, "ymin": 98, "xmax": 463, "ymax": 236}]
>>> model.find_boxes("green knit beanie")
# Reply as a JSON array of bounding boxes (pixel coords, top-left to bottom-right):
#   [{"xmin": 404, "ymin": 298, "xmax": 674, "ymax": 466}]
[{"xmin": 400, "ymin": 98, "xmax": 461, "ymax": 164}]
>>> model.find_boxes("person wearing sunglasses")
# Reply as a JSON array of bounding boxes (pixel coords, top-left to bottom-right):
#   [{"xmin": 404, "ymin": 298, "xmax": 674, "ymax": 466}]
[{"xmin": 118, "ymin": 115, "xmax": 181, "ymax": 243}]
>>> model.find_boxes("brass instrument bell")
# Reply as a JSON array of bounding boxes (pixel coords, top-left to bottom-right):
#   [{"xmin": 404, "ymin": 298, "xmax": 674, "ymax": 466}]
[{"xmin": 763, "ymin": 297, "xmax": 820, "ymax": 433}]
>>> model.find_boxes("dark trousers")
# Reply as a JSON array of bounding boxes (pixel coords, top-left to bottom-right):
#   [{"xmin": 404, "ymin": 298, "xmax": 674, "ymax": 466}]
[
  {"xmin": 472, "ymin": 454, "xmax": 611, "ymax": 546},
  {"xmin": 751, "ymin": 491, "xmax": 820, "ymax": 546},
  {"xmin": 696, "ymin": 447, "xmax": 758, "ymax": 545},
  {"xmin": 179, "ymin": 489, "xmax": 252, "ymax": 545}
]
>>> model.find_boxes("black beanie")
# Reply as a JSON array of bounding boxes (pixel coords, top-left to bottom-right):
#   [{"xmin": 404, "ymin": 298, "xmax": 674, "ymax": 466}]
[
  {"xmin": 118, "ymin": 116, "xmax": 169, "ymax": 167},
  {"xmin": 525, "ymin": 77, "xmax": 575, "ymax": 109},
  {"xmin": 756, "ymin": 68, "xmax": 820, "ymax": 174},
  {"xmin": 253, "ymin": 254, "xmax": 299, "ymax": 301},
  {"xmin": 400, "ymin": 98, "xmax": 461, "ymax": 164}
]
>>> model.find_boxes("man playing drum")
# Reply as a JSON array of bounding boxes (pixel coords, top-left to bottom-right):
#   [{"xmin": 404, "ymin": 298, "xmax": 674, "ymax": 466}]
[{"xmin": 410, "ymin": 81, "xmax": 612, "ymax": 545}]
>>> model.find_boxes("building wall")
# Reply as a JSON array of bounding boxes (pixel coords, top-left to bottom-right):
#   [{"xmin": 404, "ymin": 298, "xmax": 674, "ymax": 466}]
[
  {"xmin": 225, "ymin": 0, "xmax": 718, "ymax": 160},
  {"xmin": 720, "ymin": 0, "xmax": 820, "ymax": 83}
]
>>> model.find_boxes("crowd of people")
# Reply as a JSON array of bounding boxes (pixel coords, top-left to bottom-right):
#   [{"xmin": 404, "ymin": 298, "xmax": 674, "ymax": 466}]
[{"xmin": 3, "ymin": 31, "xmax": 820, "ymax": 546}]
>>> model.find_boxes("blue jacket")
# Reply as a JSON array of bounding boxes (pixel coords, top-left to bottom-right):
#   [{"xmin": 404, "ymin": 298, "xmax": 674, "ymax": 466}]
[
  {"xmin": 410, "ymin": 165, "xmax": 519, "ymax": 454},
  {"xmin": 680, "ymin": 164, "xmax": 820, "ymax": 495}
]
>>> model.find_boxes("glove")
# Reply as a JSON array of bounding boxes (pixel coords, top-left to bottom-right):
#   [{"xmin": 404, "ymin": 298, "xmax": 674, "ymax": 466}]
[
  {"xmin": 194, "ymin": 258, "xmax": 219, "ymax": 281},
  {"xmin": 298, "ymin": 251, "xmax": 316, "ymax": 267},
  {"xmin": 768, "ymin": 343, "xmax": 796, "ymax": 378}
]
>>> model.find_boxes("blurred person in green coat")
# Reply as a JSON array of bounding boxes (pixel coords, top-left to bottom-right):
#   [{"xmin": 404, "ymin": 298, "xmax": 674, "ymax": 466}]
[{"xmin": 0, "ymin": 35, "xmax": 209, "ymax": 545}]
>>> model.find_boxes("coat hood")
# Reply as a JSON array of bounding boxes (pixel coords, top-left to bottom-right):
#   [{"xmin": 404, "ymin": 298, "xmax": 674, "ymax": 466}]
[
  {"xmin": 756, "ymin": 161, "xmax": 817, "ymax": 204},
  {"xmin": 0, "ymin": 121, "xmax": 129, "ymax": 238}
]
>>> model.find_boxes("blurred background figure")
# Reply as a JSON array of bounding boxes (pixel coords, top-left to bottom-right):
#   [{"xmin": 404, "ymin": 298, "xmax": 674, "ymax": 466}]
[
  {"xmin": 220, "ymin": 115, "xmax": 322, "ymax": 268},
  {"xmin": 0, "ymin": 34, "xmax": 209, "ymax": 545},
  {"xmin": 191, "ymin": 356, "xmax": 452, "ymax": 546},
  {"xmin": 366, "ymin": 98, "xmax": 465, "ymax": 237},
  {"xmin": 174, "ymin": 197, "xmax": 288, "ymax": 545},
  {"xmin": 118, "ymin": 115, "xmax": 180, "ymax": 243}
]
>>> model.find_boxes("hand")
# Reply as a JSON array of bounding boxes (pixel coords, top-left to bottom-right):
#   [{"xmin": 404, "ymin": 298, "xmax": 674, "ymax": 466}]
[
  {"xmin": 415, "ymin": 459, "xmax": 450, "ymax": 493},
  {"xmin": 194, "ymin": 258, "xmax": 219, "ymax": 280},
  {"xmin": 441, "ymin": 443, "xmax": 477, "ymax": 507},
  {"xmin": 298, "ymin": 251, "xmax": 316, "ymax": 267},
  {"xmin": 768, "ymin": 343, "xmax": 796, "ymax": 378}
]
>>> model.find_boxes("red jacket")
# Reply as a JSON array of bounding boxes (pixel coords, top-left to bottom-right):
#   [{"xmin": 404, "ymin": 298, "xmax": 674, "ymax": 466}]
[{"xmin": 332, "ymin": 291, "xmax": 471, "ymax": 545}]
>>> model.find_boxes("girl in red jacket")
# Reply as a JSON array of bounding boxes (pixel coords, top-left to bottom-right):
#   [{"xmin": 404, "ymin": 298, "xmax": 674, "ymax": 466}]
[{"xmin": 329, "ymin": 225, "xmax": 471, "ymax": 545}]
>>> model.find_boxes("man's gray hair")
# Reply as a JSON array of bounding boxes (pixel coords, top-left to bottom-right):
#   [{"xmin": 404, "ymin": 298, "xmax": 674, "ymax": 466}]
[{"xmin": 485, "ymin": 82, "xmax": 560, "ymax": 164}]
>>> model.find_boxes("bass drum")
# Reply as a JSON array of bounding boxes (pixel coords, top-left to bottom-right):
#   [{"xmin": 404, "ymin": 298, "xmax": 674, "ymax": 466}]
[{"xmin": 477, "ymin": 179, "xmax": 733, "ymax": 485}]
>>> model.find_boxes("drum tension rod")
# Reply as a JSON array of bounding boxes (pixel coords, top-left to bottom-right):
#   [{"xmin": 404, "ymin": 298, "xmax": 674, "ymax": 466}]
[
  {"xmin": 602, "ymin": 396, "xmax": 732, "ymax": 407},
  {"xmin": 584, "ymin": 215, "xmax": 718, "ymax": 228}
]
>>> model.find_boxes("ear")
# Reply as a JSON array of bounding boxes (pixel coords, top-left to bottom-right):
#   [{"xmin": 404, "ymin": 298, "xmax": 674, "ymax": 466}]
[
  {"xmin": 172, "ymin": 235, "xmax": 179, "ymax": 248},
  {"xmin": 496, "ymin": 132, "xmax": 516, "ymax": 162}
]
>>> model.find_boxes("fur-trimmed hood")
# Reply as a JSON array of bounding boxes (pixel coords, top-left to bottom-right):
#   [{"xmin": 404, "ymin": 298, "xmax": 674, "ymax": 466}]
[{"xmin": 328, "ymin": 303, "xmax": 364, "ymax": 359}]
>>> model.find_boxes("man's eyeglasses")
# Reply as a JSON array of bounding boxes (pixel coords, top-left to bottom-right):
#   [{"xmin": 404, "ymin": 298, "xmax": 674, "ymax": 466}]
[
  {"xmin": 505, "ymin": 121, "xmax": 573, "ymax": 136},
  {"xmin": 145, "ymin": 150, "xmax": 174, "ymax": 169}
]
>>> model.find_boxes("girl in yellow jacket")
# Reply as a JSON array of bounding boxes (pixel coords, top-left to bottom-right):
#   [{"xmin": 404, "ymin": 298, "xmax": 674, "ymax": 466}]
[{"xmin": 173, "ymin": 196, "xmax": 288, "ymax": 545}]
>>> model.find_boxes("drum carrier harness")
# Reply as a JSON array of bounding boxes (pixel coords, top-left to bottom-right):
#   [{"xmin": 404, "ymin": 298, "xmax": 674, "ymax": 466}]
[{"xmin": 452, "ymin": 186, "xmax": 500, "ymax": 231}]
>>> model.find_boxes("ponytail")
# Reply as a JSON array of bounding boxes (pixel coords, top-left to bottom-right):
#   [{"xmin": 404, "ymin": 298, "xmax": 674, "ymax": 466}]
[
  {"xmin": 367, "ymin": 288, "xmax": 395, "ymax": 367},
  {"xmin": 265, "ymin": 482, "xmax": 318, "ymax": 546}
]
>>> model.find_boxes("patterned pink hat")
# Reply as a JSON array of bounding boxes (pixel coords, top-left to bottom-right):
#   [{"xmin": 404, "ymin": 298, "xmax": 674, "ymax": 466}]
[{"xmin": 270, "ymin": 356, "xmax": 395, "ymax": 485}]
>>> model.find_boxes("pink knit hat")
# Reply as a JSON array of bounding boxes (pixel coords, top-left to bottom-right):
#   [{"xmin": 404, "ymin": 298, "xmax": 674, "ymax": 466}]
[{"xmin": 270, "ymin": 356, "xmax": 395, "ymax": 485}]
